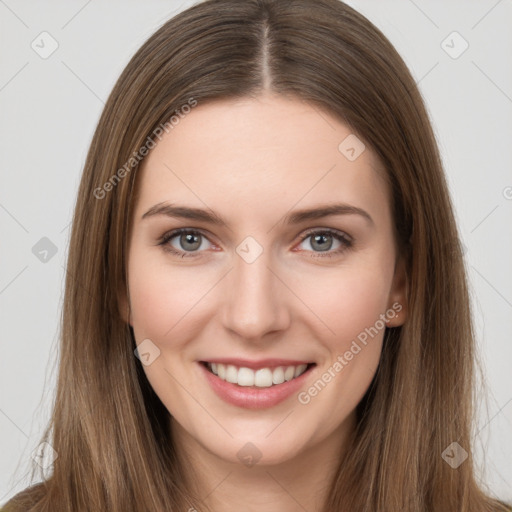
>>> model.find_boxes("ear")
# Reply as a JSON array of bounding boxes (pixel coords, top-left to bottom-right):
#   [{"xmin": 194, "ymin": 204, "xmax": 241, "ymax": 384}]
[
  {"xmin": 117, "ymin": 285, "xmax": 133, "ymax": 327},
  {"xmin": 385, "ymin": 253, "xmax": 408, "ymax": 327}
]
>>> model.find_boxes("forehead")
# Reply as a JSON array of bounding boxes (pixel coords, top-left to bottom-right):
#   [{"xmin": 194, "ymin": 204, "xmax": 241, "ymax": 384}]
[{"xmin": 132, "ymin": 93, "xmax": 389, "ymax": 226}]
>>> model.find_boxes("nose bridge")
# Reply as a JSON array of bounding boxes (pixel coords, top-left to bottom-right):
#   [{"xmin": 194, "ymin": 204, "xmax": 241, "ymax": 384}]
[{"xmin": 221, "ymin": 242, "xmax": 289, "ymax": 339}]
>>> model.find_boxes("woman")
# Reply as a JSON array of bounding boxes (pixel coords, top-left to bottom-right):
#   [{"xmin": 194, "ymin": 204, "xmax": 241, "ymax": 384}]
[{"xmin": 3, "ymin": 0, "xmax": 510, "ymax": 510}]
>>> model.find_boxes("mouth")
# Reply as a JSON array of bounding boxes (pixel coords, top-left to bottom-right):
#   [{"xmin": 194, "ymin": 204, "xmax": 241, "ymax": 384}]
[{"xmin": 200, "ymin": 361, "xmax": 316, "ymax": 388}]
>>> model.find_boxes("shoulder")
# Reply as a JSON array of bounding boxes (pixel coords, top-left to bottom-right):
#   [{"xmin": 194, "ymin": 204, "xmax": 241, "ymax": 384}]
[{"xmin": 1, "ymin": 482, "xmax": 46, "ymax": 512}]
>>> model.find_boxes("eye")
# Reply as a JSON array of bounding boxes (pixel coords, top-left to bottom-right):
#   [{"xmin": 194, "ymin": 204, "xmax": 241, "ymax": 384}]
[
  {"xmin": 295, "ymin": 228, "xmax": 353, "ymax": 258},
  {"xmin": 158, "ymin": 227, "xmax": 353, "ymax": 259},
  {"xmin": 158, "ymin": 228, "xmax": 214, "ymax": 258}
]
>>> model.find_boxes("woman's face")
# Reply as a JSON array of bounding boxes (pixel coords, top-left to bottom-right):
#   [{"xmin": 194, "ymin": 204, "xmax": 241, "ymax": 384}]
[{"xmin": 120, "ymin": 92, "xmax": 407, "ymax": 466}]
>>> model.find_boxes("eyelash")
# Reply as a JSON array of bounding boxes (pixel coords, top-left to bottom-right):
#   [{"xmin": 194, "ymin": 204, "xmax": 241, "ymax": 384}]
[{"xmin": 158, "ymin": 227, "xmax": 353, "ymax": 259}]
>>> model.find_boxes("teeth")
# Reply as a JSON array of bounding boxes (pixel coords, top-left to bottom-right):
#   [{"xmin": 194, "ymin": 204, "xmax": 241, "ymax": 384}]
[
  {"xmin": 238, "ymin": 367, "xmax": 254, "ymax": 386},
  {"xmin": 254, "ymin": 368, "xmax": 273, "ymax": 387},
  {"xmin": 225, "ymin": 365, "xmax": 238, "ymax": 384},
  {"xmin": 294, "ymin": 365, "xmax": 307, "ymax": 377},
  {"xmin": 272, "ymin": 366, "xmax": 285, "ymax": 384},
  {"xmin": 284, "ymin": 366, "xmax": 295, "ymax": 381},
  {"xmin": 208, "ymin": 363, "xmax": 309, "ymax": 387}
]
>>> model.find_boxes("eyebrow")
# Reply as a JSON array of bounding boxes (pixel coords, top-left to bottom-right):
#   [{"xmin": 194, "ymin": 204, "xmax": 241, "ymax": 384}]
[{"xmin": 141, "ymin": 202, "xmax": 374, "ymax": 226}]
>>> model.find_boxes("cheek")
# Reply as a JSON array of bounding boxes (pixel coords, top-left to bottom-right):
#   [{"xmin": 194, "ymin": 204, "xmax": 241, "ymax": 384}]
[
  {"xmin": 298, "ymin": 259, "xmax": 393, "ymax": 350},
  {"xmin": 294, "ymin": 264, "xmax": 391, "ymax": 428},
  {"xmin": 127, "ymin": 249, "xmax": 212, "ymax": 342}
]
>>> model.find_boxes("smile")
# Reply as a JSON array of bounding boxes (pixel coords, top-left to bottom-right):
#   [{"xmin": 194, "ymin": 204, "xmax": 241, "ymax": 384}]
[
  {"xmin": 203, "ymin": 361, "xmax": 313, "ymax": 388},
  {"xmin": 198, "ymin": 359, "xmax": 316, "ymax": 409}
]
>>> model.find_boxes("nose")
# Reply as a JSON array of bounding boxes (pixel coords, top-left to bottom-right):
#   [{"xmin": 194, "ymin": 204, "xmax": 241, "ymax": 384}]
[{"xmin": 221, "ymin": 246, "xmax": 291, "ymax": 341}]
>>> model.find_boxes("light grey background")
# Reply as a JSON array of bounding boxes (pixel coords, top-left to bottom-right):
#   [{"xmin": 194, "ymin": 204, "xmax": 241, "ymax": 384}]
[{"xmin": 1, "ymin": 0, "xmax": 511, "ymax": 505}]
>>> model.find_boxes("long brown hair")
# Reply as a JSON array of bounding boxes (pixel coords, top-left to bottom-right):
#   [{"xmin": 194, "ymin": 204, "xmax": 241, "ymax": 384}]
[{"xmin": 3, "ymin": 0, "xmax": 510, "ymax": 510}]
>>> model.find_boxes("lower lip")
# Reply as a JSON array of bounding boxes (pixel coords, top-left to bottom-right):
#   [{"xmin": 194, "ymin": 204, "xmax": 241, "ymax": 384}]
[{"xmin": 198, "ymin": 362, "xmax": 315, "ymax": 409}]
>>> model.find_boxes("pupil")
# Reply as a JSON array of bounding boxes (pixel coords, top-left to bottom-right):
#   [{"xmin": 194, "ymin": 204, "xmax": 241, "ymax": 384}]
[
  {"xmin": 181, "ymin": 233, "xmax": 201, "ymax": 251},
  {"xmin": 312, "ymin": 234, "xmax": 332, "ymax": 252}
]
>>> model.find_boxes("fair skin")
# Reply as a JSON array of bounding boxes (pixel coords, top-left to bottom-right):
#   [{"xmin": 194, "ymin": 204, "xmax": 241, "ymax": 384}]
[{"xmin": 120, "ymin": 92, "xmax": 408, "ymax": 512}]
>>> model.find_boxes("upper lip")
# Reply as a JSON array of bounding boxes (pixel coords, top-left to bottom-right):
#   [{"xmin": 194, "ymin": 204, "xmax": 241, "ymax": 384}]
[{"xmin": 200, "ymin": 358, "xmax": 315, "ymax": 370}]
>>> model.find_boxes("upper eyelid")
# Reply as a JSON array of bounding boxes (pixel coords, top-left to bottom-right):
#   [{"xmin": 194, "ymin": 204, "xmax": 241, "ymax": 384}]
[
  {"xmin": 163, "ymin": 227, "xmax": 217, "ymax": 245},
  {"xmin": 299, "ymin": 227, "xmax": 352, "ymax": 242}
]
